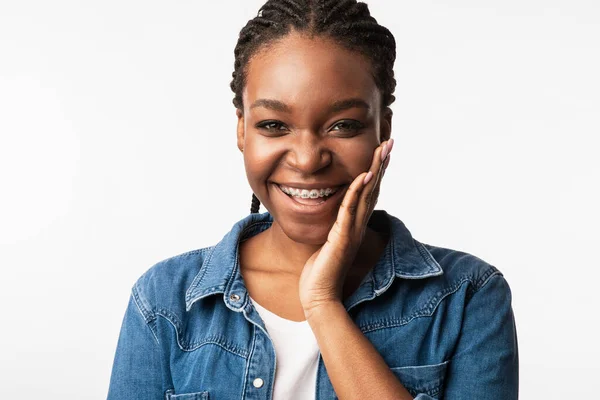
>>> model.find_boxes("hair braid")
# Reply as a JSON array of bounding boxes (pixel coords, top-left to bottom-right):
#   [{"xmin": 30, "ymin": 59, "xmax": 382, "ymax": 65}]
[
  {"xmin": 250, "ymin": 193, "xmax": 261, "ymax": 214},
  {"xmin": 231, "ymin": 0, "xmax": 397, "ymax": 213}
]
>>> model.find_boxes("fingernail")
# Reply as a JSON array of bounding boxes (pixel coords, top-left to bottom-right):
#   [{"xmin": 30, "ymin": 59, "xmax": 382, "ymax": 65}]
[
  {"xmin": 380, "ymin": 143, "xmax": 389, "ymax": 162},
  {"xmin": 363, "ymin": 171, "xmax": 374, "ymax": 185},
  {"xmin": 387, "ymin": 138, "xmax": 394, "ymax": 154}
]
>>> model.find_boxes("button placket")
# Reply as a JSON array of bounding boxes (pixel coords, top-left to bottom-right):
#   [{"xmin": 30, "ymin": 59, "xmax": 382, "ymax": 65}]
[{"xmin": 244, "ymin": 326, "xmax": 275, "ymax": 399}]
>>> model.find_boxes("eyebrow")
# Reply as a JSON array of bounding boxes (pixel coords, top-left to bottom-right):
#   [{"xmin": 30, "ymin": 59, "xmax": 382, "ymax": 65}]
[
  {"xmin": 249, "ymin": 98, "xmax": 370, "ymax": 113},
  {"xmin": 250, "ymin": 99, "xmax": 291, "ymax": 112}
]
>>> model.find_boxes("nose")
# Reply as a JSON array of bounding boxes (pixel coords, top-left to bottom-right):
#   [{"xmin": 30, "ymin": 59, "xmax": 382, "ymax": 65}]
[{"xmin": 286, "ymin": 131, "xmax": 332, "ymax": 174}]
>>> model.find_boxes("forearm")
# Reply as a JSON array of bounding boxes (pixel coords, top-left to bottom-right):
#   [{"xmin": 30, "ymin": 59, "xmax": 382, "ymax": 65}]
[{"xmin": 306, "ymin": 301, "xmax": 413, "ymax": 400}]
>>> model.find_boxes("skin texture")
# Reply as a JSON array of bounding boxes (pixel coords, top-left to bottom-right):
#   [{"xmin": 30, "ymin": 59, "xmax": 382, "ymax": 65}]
[{"xmin": 236, "ymin": 32, "xmax": 413, "ymax": 399}]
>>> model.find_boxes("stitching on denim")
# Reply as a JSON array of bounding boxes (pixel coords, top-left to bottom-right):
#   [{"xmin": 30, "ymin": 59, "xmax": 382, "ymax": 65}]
[
  {"xmin": 471, "ymin": 269, "xmax": 503, "ymax": 300},
  {"xmin": 393, "ymin": 242, "xmax": 443, "ymax": 278},
  {"xmin": 147, "ymin": 318, "xmax": 161, "ymax": 344},
  {"xmin": 186, "ymin": 221, "xmax": 274, "ymax": 309},
  {"xmin": 371, "ymin": 220, "xmax": 394, "ymax": 290},
  {"xmin": 241, "ymin": 324, "xmax": 256, "ymax": 399},
  {"xmin": 181, "ymin": 338, "xmax": 247, "ymax": 358},
  {"xmin": 155, "ymin": 307, "xmax": 248, "ymax": 357},
  {"xmin": 389, "ymin": 226, "xmax": 396, "ymax": 269},
  {"xmin": 188, "ymin": 220, "xmax": 272, "ymax": 306},
  {"xmin": 154, "ymin": 310, "xmax": 248, "ymax": 358},
  {"xmin": 392, "ymin": 360, "xmax": 449, "ymax": 370},
  {"xmin": 188, "ymin": 222, "xmax": 272, "ymax": 304},
  {"xmin": 411, "ymin": 386, "xmax": 441, "ymax": 397},
  {"xmin": 165, "ymin": 391, "xmax": 209, "ymax": 400},
  {"xmin": 405, "ymin": 385, "xmax": 441, "ymax": 398},
  {"xmin": 392, "ymin": 361, "xmax": 448, "ymax": 396},
  {"xmin": 358, "ymin": 270, "xmax": 496, "ymax": 333},
  {"xmin": 163, "ymin": 246, "xmax": 212, "ymax": 305},
  {"xmin": 371, "ymin": 230, "xmax": 396, "ymax": 294},
  {"xmin": 169, "ymin": 247, "xmax": 209, "ymax": 260},
  {"xmin": 224, "ymin": 246, "xmax": 239, "ymax": 300},
  {"xmin": 361, "ymin": 276, "xmax": 469, "ymax": 332},
  {"xmin": 185, "ymin": 246, "xmax": 216, "ymax": 303},
  {"xmin": 224, "ymin": 221, "xmax": 272, "ymax": 299},
  {"xmin": 415, "ymin": 240, "xmax": 440, "ymax": 274},
  {"xmin": 132, "ymin": 285, "xmax": 155, "ymax": 322},
  {"xmin": 196, "ymin": 285, "xmax": 227, "ymax": 295},
  {"xmin": 465, "ymin": 266, "xmax": 499, "ymax": 300},
  {"xmin": 474, "ymin": 265, "xmax": 500, "ymax": 290},
  {"xmin": 131, "ymin": 290, "xmax": 161, "ymax": 344}
]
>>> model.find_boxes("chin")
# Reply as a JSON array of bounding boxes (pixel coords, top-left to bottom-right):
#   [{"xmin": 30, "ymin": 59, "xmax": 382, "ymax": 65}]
[
  {"xmin": 276, "ymin": 213, "xmax": 336, "ymax": 245},
  {"xmin": 282, "ymin": 225, "xmax": 331, "ymax": 245}
]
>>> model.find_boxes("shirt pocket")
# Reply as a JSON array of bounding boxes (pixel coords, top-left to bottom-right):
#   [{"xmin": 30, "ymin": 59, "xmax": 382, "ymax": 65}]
[
  {"xmin": 165, "ymin": 391, "xmax": 210, "ymax": 400},
  {"xmin": 389, "ymin": 360, "xmax": 448, "ymax": 399}
]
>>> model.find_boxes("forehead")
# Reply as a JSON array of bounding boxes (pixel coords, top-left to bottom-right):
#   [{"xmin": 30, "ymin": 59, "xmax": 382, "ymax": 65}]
[{"xmin": 243, "ymin": 32, "xmax": 380, "ymax": 111}]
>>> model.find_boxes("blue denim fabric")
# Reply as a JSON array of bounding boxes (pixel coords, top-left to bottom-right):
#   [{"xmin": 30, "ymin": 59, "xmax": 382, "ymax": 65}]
[{"xmin": 108, "ymin": 210, "xmax": 518, "ymax": 399}]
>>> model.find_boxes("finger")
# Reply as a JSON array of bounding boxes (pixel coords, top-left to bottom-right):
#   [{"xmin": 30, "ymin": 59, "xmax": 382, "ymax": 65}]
[
  {"xmin": 382, "ymin": 153, "xmax": 391, "ymax": 176},
  {"xmin": 332, "ymin": 170, "xmax": 370, "ymax": 240},
  {"xmin": 356, "ymin": 139, "xmax": 393, "ymax": 231}
]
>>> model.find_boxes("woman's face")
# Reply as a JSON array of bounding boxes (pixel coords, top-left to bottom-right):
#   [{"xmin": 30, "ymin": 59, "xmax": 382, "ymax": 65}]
[{"xmin": 237, "ymin": 32, "xmax": 391, "ymax": 245}]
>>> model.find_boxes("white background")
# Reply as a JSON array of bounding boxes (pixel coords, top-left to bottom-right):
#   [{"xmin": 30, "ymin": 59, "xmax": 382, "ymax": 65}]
[{"xmin": 1, "ymin": 0, "xmax": 598, "ymax": 398}]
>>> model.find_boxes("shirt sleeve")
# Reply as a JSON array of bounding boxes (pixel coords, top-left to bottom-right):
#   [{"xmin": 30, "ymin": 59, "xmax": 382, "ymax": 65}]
[
  {"xmin": 107, "ymin": 294, "xmax": 169, "ymax": 400},
  {"xmin": 443, "ymin": 273, "xmax": 519, "ymax": 399}
]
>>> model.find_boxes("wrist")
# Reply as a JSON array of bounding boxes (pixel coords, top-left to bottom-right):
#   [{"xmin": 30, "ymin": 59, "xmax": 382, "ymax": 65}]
[{"xmin": 303, "ymin": 300, "xmax": 346, "ymax": 322}]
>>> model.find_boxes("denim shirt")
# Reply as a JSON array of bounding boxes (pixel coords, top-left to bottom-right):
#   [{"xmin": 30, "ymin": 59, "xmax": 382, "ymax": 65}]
[{"xmin": 108, "ymin": 210, "xmax": 518, "ymax": 400}]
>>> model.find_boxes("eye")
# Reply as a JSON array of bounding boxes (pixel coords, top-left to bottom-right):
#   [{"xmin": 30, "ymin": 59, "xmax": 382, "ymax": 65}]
[
  {"xmin": 256, "ymin": 120, "xmax": 288, "ymax": 134},
  {"xmin": 329, "ymin": 120, "xmax": 365, "ymax": 136}
]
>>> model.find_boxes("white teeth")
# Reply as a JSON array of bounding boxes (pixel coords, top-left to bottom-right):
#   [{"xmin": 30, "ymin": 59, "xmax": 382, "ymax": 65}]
[{"xmin": 279, "ymin": 185, "xmax": 338, "ymax": 198}]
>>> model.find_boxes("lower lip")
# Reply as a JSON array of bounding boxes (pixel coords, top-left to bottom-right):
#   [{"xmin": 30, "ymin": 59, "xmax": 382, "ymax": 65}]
[{"xmin": 273, "ymin": 184, "xmax": 346, "ymax": 215}]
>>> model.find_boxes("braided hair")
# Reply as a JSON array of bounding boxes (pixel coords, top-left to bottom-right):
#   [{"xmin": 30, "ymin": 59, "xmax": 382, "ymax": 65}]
[{"xmin": 231, "ymin": 0, "xmax": 397, "ymax": 214}]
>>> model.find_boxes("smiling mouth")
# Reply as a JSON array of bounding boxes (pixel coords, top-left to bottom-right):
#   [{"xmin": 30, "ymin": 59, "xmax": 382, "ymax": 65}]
[{"xmin": 276, "ymin": 183, "xmax": 343, "ymax": 206}]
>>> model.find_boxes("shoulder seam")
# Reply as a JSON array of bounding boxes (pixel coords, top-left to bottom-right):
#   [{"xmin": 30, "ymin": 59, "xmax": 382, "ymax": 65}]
[
  {"xmin": 130, "ymin": 288, "xmax": 160, "ymax": 344},
  {"xmin": 132, "ymin": 282, "xmax": 155, "ymax": 323},
  {"xmin": 471, "ymin": 267, "xmax": 504, "ymax": 294}
]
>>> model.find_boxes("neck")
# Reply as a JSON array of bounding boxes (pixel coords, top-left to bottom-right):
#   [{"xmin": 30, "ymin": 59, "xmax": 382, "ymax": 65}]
[{"xmin": 263, "ymin": 220, "xmax": 386, "ymax": 278}]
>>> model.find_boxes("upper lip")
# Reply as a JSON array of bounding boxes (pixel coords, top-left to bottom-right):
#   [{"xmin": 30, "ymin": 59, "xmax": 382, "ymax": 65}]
[{"xmin": 275, "ymin": 182, "xmax": 346, "ymax": 190}]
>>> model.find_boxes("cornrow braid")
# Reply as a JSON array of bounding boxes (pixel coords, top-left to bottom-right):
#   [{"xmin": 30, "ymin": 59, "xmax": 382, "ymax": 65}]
[
  {"xmin": 250, "ymin": 193, "xmax": 261, "ymax": 214},
  {"xmin": 232, "ymin": 0, "xmax": 397, "ymax": 214}
]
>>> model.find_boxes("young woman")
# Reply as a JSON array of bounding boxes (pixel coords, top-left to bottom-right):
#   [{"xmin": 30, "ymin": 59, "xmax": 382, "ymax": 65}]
[{"xmin": 108, "ymin": 1, "xmax": 518, "ymax": 399}]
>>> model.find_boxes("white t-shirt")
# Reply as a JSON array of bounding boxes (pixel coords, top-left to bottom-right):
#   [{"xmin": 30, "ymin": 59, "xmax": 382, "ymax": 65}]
[{"xmin": 250, "ymin": 296, "xmax": 320, "ymax": 400}]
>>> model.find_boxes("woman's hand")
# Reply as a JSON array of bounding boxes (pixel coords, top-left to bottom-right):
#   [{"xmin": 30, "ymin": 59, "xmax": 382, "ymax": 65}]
[{"xmin": 299, "ymin": 139, "xmax": 393, "ymax": 318}]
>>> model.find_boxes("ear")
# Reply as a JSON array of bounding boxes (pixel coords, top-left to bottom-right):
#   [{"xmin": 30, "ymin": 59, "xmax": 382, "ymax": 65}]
[
  {"xmin": 380, "ymin": 107, "xmax": 393, "ymax": 142},
  {"xmin": 236, "ymin": 108, "xmax": 245, "ymax": 153}
]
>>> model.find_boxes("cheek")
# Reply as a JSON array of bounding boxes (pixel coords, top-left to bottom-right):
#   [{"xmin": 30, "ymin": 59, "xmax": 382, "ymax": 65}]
[
  {"xmin": 339, "ymin": 139, "xmax": 378, "ymax": 176},
  {"xmin": 354, "ymin": 147, "xmax": 376, "ymax": 171},
  {"xmin": 243, "ymin": 137, "xmax": 283, "ymax": 186}
]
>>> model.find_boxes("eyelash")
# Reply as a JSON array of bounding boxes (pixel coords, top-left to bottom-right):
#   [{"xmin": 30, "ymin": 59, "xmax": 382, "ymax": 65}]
[
  {"xmin": 256, "ymin": 120, "xmax": 288, "ymax": 133},
  {"xmin": 255, "ymin": 120, "xmax": 365, "ymax": 136},
  {"xmin": 330, "ymin": 120, "xmax": 365, "ymax": 134}
]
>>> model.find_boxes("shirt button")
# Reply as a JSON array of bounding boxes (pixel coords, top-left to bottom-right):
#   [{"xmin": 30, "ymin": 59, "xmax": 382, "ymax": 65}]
[
  {"xmin": 253, "ymin": 378, "xmax": 264, "ymax": 388},
  {"xmin": 230, "ymin": 294, "xmax": 240, "ymax": 301}
]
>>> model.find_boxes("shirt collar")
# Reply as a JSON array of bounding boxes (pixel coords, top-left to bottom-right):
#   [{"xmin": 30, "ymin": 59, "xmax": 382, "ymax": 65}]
[{"xmin": 185, "ymin": 211, "xmax": 442, "ymax": 311}]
